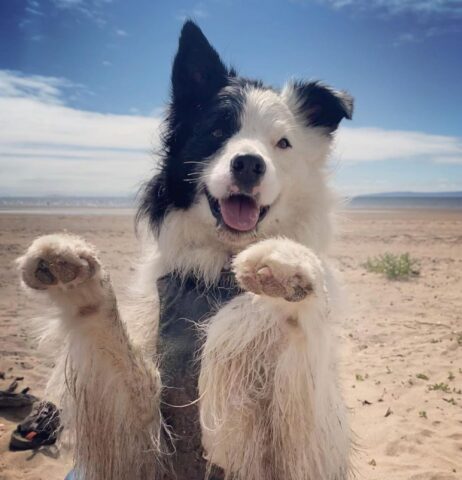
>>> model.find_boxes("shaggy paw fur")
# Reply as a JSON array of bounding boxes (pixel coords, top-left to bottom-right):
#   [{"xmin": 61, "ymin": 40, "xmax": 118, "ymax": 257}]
[
  {"xmin": 18, "ymin": 234, "xmax": 101, "ymax": 292},
  {"xmin": 233, "ymin": 238, "xmax": 321, "ymax": 302}
]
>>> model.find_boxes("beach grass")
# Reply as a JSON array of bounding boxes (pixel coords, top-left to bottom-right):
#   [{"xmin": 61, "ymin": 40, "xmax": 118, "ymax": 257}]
[{"xmin": 363, "ymin": 252, "xmax": 420, "ymax": 280}]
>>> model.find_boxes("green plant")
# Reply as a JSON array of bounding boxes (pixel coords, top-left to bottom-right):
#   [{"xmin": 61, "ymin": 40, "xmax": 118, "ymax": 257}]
[
  {"xmin": 363, "ymin": 253, "xmax": 420, "ymax": 280},
  {"xmin": 428, "ymin": 383, "xmax": 451, "ymax": 393},
  {"xmin": 419, "ymin": 411, "xmax": 427, "ymax": 419},
  {"xmin": 416, "ymin": 373, "xmax": 429, "ymax": 380}
]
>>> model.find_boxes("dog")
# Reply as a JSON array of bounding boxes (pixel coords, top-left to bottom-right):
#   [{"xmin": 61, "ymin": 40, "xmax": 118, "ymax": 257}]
[{"xmin": 17, "ymin": 21, "xmax": 353, "ymax": 480}]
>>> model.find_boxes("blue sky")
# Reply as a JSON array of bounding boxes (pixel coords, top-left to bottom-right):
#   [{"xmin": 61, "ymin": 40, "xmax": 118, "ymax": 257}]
[{"xmin": 1, "ymin": 0, "xmax": 461, "ymax": 196}]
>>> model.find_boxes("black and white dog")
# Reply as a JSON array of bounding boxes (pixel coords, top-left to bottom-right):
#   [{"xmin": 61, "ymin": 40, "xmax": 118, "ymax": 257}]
[{"xmin": 18, "ymin": 21, "xmax": 353, "ymax": 480}]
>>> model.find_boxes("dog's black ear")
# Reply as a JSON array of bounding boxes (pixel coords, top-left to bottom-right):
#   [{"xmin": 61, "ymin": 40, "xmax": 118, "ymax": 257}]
[
  {"xmin": 288, "ymin": 81, "xmax": 353, "ymax": 132},
  {"xmin": 171, "ymin": 21, "xmax": 228, "ymax": 108}
]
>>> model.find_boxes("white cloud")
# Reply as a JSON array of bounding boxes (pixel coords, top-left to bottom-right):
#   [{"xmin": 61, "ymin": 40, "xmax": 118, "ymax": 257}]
[
  {"xmin": 51, "ymin": 0, "xmax": 85, "ymax": 7},
  {"xmin": 0, "ymin": 70, "xmax": 160, "ymax": 197},
  {"xmin": 0, "ymin": 70, "xmax": 74, "ymax": 104},
  {"xmin": 48, "ymin": 0, "xmax": 110, "ymax": 28},
  {"xmin": 334, "ymin": 127, "xmax": 462, "ymax": 164},
  {"xmin": 115, "ymin": 28, "xmax": 128, "ymax": 37},
  {"xmin": 316, "ymin": 0, "xmax": 462, "ymax": 42},
  {"xmin": 318, "ymin": 0, "xmax": 462, "ymax": 17},
  {"xmin": 393, "ymin": 32, "xmax": 420, "ymax": 46},
  {"xmin": 25, "ymin": 5, "xmax": 43, "ymax": 16},
  {"xmin": 1, "ymin": 70, "xmax": 461, "ymax": 197},
  {"xmin": 176, "ymin": 3, "xmax": 210, "ymax": 21}
]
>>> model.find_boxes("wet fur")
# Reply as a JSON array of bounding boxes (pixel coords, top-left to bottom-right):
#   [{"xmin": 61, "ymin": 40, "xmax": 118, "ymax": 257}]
[{"xmin": 18, "ymin": 21, "xmax": 353, "ymax": 480}]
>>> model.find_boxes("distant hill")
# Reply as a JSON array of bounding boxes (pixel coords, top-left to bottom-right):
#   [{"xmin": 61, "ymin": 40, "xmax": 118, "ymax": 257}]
[
  {"xmin": 355, "ymin": 191, "xmax": 462, "ymax": 199},
  {"xmin": 349, "ymin": 192, "xmax": 462, "ymax": 210}
]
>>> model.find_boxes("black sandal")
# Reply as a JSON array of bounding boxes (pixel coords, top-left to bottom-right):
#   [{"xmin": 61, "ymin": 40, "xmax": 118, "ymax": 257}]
[
  {"xmin": 9, "ymin": 400, "xmax": 61, "ymax": 451},
  {"xmin": 0, "ymin": 381, "xmax": 38, "ymax": 408}
]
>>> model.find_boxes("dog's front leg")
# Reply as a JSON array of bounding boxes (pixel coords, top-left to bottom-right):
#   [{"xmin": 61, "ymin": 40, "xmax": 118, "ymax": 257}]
[
  {"xmin": 18, "ymin": 234, "xmax": 161, "ymax": 480},
  {"xmin": 200, "ymin": 237, "xmax": 349, "ymax": 480}
]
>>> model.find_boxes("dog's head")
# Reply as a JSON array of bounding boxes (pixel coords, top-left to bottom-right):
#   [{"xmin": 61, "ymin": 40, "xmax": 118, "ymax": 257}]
[{"xmin": 139, "ymin": 21, "xmax": 353, "ymax": 253}]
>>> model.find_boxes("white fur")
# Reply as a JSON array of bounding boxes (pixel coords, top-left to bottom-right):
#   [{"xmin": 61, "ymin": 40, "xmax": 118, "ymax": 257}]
[
  {"xmin": 199, "ymin": 238, "xmax": 349, "ymax": 479},
  {"xmin": 17, "ymin": 234, "xmax": 163, "ymax": 480},
  {"xmin": 18, "ymin": 85, "xmax": 350, "ymax": 479}
]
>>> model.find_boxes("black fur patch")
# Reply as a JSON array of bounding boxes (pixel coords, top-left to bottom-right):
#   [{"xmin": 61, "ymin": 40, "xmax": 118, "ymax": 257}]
[
  {"xmin": 137, "ymin": 22, "xmax": 239, "ymax": 231},
  {"xmin": 291, "ymin": 81, "xmax": 353, "ymax": 132},
  {"xmin": 137, "ymin": 86, "xmax": 245, "ymax": 231},
  {"xmin": 156, "ymin": 269, "xmax": 242, "ymax": 479},
  {"xmin": 138, "ymin": 22, "xmax": 263, "ymax": 232}
]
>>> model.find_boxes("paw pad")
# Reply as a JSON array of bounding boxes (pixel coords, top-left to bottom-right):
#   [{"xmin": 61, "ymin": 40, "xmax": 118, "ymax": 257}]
[
  {"xmin": 19, "ymin": 235, "xmax": 100, "ymax": 291},
  {"xmin": 235, "ymin": 257, "xmax": 314, "ymax": 303},
  {"xmin": 35, "ymin": 259, "xmax": 58, "ymax": 286}
]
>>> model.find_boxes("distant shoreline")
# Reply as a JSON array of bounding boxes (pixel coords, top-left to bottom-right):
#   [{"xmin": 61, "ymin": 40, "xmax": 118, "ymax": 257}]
[{"xmin": 0, "ymin": 207, "xmax": 136, "ymax": 216}]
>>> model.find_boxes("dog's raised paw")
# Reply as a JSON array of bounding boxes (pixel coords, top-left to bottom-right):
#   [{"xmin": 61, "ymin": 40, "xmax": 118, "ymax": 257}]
[
  {"xmin": 18, "ymin": 234, "xmax": 100, "ymax": 291},
  {"xmin": 233, "ymin": 238, "xmax": 318, "ymax": 302}
]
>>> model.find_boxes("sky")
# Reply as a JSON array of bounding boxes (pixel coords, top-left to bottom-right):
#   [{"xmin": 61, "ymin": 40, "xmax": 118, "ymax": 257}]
[{"xmin": 1, "ymin": 0, "xmax": 462, "ymax": 197}]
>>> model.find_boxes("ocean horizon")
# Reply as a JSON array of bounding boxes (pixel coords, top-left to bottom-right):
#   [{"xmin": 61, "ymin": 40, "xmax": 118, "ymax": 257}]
[{"xmin": 0, "ymin": 194, "xmax": 461, "ymax": 214}]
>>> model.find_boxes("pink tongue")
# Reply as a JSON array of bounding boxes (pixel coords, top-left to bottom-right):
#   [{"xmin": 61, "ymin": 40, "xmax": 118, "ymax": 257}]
[{"xmin": 219, "ymin": 196, "xmax": 260, "ymax": 231}]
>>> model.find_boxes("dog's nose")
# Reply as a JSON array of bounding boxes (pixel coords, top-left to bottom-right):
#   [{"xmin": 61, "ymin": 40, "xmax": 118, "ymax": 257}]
[{"xmin": 230, "ymin": 154, "xmax": 266, "ymax": 189}]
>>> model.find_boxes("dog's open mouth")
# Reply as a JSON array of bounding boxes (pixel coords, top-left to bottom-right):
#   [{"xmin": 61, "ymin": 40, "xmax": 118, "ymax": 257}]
[{"xmin": 206, "ymin": 191, "xmax": 269, "ymax": 233}]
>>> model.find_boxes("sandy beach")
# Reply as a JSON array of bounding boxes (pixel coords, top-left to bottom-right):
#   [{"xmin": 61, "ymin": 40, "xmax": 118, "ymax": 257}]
[{"xmin": 0, "ymin": 208, "xmax": 461, "ymax": 480}]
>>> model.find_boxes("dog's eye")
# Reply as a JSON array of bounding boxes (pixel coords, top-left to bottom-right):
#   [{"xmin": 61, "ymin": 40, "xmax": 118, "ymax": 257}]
[
  {"xmin": 212, "ymin": 129, "xmax": 223, "ymax": 138},
  {"xmin": 276, "ymin": 137, "xmax": 291, "ymax": 149}
]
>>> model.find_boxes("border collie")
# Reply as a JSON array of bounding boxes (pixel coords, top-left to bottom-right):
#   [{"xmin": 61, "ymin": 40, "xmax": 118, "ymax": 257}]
[{"xmin": 18, "ymin": 21, "xmax": 353, "ymax": 480}]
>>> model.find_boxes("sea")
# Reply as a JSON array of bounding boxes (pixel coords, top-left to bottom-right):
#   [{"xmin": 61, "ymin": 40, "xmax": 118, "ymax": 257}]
[
  {"xmin": 0, "ymin": 197, "xmax": 136, "ymax": 215},
  {"xmin": 0, "ymin": 194, "xmax": 461, "ymax": 215}
]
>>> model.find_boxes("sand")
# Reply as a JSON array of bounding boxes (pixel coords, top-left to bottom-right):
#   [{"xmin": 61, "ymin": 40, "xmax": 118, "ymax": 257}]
[{"xmin": 0, "ymin": 209, "xmax": 461, "ymax": 480}]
